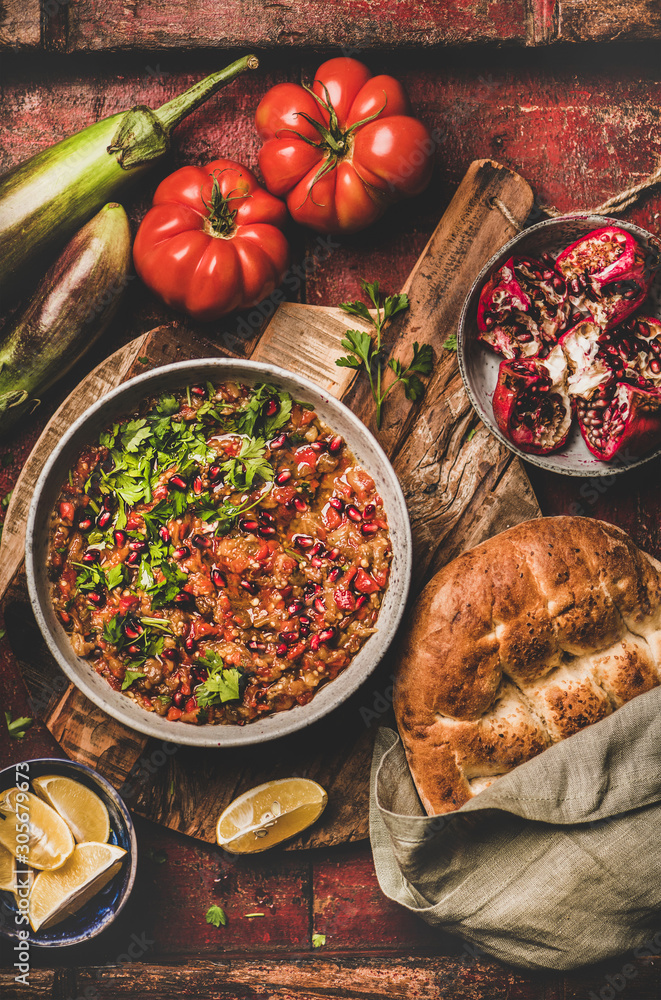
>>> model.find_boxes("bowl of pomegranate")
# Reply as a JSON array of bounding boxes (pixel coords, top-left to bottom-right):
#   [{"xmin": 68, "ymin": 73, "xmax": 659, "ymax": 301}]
[
  {"xmin": 26, "ymin": 360, "xmax": 411, "ymax": 747},
  {"xmin": 457, "ymin": 215, "xmax": 661, "ymax": 475}
]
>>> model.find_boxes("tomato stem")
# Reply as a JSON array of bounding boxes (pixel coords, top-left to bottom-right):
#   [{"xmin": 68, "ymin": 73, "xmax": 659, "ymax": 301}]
[{"xmin": 202, "ymin": 171, "xmax": 248, "ymax": 237}]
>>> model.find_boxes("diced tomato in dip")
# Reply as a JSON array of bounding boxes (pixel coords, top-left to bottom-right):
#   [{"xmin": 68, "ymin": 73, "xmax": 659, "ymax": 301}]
[{"xmin": 48, "ymin": 382, "xmax": 392, "ymax": 726}]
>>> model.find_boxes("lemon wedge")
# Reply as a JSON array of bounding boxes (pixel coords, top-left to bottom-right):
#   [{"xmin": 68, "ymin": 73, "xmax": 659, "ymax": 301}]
[
  {"xmin": 28, "ymin": 842, "xmax": 126, "ymax": 931},
  {"xmin": 0, "ymin": 841, "xmax": 16, "ymax": 892},
  {"xmin": 0, "ymin": 789, "xmax": 75, "ymax": 870},
  {"xmin": 32, "ymin": 776, "xmax": 110, "ymax": 845},
  {"xmin": 216, "ymin": 778, "xmax": 327, "ymax": 854}
]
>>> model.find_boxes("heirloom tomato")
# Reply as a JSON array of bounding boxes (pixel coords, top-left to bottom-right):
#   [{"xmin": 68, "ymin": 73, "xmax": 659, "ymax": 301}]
[
  {"xmin": 133, "ymin": 159, "xmax": 290, "ymax": 321},
  {"xmin": 255, "ymin": 58, "xmax": 434, "ymax": 234}
]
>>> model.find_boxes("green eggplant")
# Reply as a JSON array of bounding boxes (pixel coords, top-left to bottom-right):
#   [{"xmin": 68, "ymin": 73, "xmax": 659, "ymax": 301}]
[
  {"xmin": 0, "ymin": 54, "xmax": 258, "ymax": 301},
  {"xmin": 0, "ymin": 202, "xmax": 131, "ymax": 436}
]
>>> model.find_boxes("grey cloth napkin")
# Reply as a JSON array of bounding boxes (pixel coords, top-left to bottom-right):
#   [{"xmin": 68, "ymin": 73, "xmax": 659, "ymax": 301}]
[{"xmin": 369, "ymin": 686, "xmax": 661, "ymax": 970}]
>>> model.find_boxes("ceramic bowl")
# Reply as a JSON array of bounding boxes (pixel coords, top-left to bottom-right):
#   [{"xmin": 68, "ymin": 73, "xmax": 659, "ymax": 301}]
[
  {"xmin": 0, "ymin": 757, "xmax": 136, "ymax": 947},
  {"xmin": 26, "ymin": 359, "xmax": 412, "ymax": 747},
  {"xmin": 457, "ymin": 214, "xmax": 661, "ymax": 476}
]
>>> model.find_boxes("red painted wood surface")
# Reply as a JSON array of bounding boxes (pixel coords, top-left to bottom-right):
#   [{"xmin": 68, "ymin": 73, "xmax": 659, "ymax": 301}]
[
  {"xmin": 4, "ymin": 0, "xmax": 661, "ymax": 51},
  {"xmin": 3, "ymin": 36, "xmax": 661, "ymax": 999}
]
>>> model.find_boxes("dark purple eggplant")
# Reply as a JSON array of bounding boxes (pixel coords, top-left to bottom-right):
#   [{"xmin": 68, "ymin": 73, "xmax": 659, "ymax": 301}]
[{"xmin": 0, "ymin": 202, "xmax": 131, "ymax": 436}]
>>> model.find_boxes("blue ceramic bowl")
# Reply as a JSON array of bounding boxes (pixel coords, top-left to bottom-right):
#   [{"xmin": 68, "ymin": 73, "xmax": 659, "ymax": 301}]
[{"xmin": 0, "ymin": 758, "xmax": 137, "ymax": 947}]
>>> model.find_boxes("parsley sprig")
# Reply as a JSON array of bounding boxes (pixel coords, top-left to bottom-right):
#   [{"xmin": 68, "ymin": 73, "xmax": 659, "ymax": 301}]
[
  {"xmin": 194, "ymin": 652, "xmax": 242, "ymax": 708},
  {"xmin": 335, "ymin": 279, "xmax": 433, "ymax": 428},
  {"xmin": 5, "ymin": 711, "xmax": 32, "ymax": 740}
]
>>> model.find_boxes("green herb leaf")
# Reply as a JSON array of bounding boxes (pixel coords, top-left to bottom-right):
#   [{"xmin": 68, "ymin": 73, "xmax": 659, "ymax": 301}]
[
  {"xmin": 120, "ymin": 419, "xmax": 152, "ymax": 453},
  {"xmin": 206, "ymin": 904, "xmax": 227, "ymax": 928},
  {"xmin": 443, "ymin": 333, "xmax": 458, "ymax": 351},
  {"xmin": 121, "ymin": 669, "xmax": 146, "ymax": 691},
  {"xmin": 312, "ymin": 933, "xmax": 327, "ymax": 948},
  {"xmin": 103, "ymin": 614, "xmax": 123, "ymax": 646},
  {"xmin": 5, "ymin": 711, "xmax": 32, "ymax": 739},
  {"xmin": 138, "ymin": 356, "xmax": 150, "ymax": 365},
  {"xmin": 105, "ymin": 564, "xmax": 126, "ymax": 591},
  {"xmin": 194, "ymin": 652, "xmax": 242, "ymax": 707},
  {"xmin": 147, "ymin": 847, "xmax": 168, "ymax": 864}
]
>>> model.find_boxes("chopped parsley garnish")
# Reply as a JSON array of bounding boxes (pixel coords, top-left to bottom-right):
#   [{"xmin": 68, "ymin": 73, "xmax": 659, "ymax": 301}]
[
  {"xmin": 194, "ymin": 652, "xmax": 242, "ymax": 707},
  {"xmin": 121, "ymin": 669, "xmax": 146, "ymax": 691},
  {"xmin": 5, "ymin": 711, "xmax": 32, "ymax": 739},
  {"xmin": 206, "ymin": 905, "xmax": 227, "ymax": 928},
  {"xmin": 219, "ymin": 437, "xmax": 274, "ymax": 491},
  {"xmin": 148, "ymin": 562, "xmax": 188, "ymax": 609}
]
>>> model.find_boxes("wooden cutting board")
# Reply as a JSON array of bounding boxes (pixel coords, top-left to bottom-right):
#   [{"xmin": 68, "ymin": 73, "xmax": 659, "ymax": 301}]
[{"xmin": 0, "ymin": 160, "xmax": 541, "ymax": 848}]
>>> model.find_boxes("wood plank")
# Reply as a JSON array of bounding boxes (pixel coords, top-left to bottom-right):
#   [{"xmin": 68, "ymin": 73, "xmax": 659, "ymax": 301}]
[
  {"xmin": 0, "ymin": 0, "xmax": 40, "ymax": 49},
  {"xmin": 0, "ymin": 958, "xmax": 562, "ymax": 999},
  {"xmin": 64, "ymin": 0, "xmax": 528, "ymax": 51},
  {"xmin": 5, "ymin": 0, "xmax": 661, "ymax": 50}
]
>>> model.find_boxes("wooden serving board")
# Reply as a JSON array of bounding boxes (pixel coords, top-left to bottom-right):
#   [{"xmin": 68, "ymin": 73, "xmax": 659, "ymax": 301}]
[{"xmin": 1, "ymin": 160, "xmax": 541, "ymax": 848}]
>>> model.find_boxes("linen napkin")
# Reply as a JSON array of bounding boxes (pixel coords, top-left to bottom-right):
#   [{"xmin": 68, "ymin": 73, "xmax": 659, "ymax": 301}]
[{"xmin": 370, "ymin": 686, "xmax": 661, "ymax": 970}]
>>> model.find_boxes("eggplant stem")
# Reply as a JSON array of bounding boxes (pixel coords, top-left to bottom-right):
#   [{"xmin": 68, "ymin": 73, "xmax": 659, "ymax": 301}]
[{"xmin": 155, "ymin": 55, "xmax": 259, "ymax": 134}]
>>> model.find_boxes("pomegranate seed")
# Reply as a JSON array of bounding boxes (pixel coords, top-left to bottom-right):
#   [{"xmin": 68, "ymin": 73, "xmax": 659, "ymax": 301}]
[
  {"xmin": 280, "ymin": 585, "xmax": 293, "ymax": 598},
  {"xmin": 191, "ymin": 384, "xmax": 206, "ymax": 397},
  {"xmin": 174, "ymin": 592, "xmax": 193, "ymax": 606},
  {"xmin": 211, "ymin": 568, "xmax": 227, "ymax": 588},
  {"xmin": 209, "ymin": 465, "xmax": 222, "ymax": 484},
  {"xmin": 87, "ymin": 591, "xmax": 105, "ymax": 607},
  {"xmin": 346, "ymin": 504, "xmax": 362, "ymax": 522},
  {"xmin": 240, "ymin": 580, "xmax": 259, "ymax": 595},
  {"xmin": 98, "ymin": 510, "xmax": 114, "ymax": 529},
  {"xmin": 294, "ymin": 534, "xmax": 314, "ymax": 550},
  {"xmin": 310, "ymin": 542, "xmax": 325, "ymax": 557},
  {"xmin": 124, "ymin": 620, "xmax": 143, "ymax": 639},
  {"xmin": 259, "ymin": 511, "xmax": 275, "ymax": 524},
  {"xmin": 184, "ymin": 636, "xmax": 196, "ymax": 652},
  {"xmin": 311, "ymin": 557, "xmax": 323, "ymax": 568},
  {"xmin": 102, "ymin": 494, "xmax": 116, "ymax": 511},
  {"xmin": 126, "ymin": 551, "xmax": 141, "ymax": 566},
  {"xmin": 276, "ymin": 643, "xmax": 288, "ymax": 656},
  {"xmin": 284, "ymin": 499, "xmax": 295, "ymax": 511},
  {"xmin": 356, "ymin": 595, "xmax": 368, "ymax": 609},
  {"xmin": 314, "ymin": 597, "xmax": 325, "ymax": 614},
  {"xmin": 173, "ymin": 546, "xmax": 190, "ymax": 560},
  {"xmin": 300, "ymin": 623, "xmax": 311, "ymax": 638},
  {"xmin": 300, "ymin": 615, "xmax": 311, "ymax": 627},
  {"xmin": 319, "ymin": 627, "xmax": 336, "ymax": 645},
  {"xmin": 651, "ymin": 360, "xmax": 661, "ymax": 374},
  {"xmin": 129, "ymin": 539, "xmax": 146, "ymax": 552},
  {"xmin": 114, "ymin": 530, "xmax": 127, "ymax": 547},
  {"xmin": 82, "ymin": 550, "xmax": 100, "ymax": 564},
  {"xmin": 329, "ymin": 497, "xmax": 344, "ymax": 511},
  {"xmin": 193, "ymin": 476, "xmax": 204, "ymax": 495},
  {"xmin": 363, "ymin": 503, "xmax": 376, "ymax": 520},
  {"xmin": 328, "ymin": 547, "xmax": 341, "ymax": 560},
  {"xmin": 269, "ymin": 432, "xmax": 287, "ymax": 450},
  {"xmin": 158, "ymin": 526, "xmax": 170, "ymax": 544},
  {"xmin": 287, "ymin": 600, "xmax": 303, "ymax": 616},
  {"xmin": 293, "ymin": 496, "xmax": 307, "ymax": 512},
  {"xmin": 275, "ymin": 469, "xmax": 292, "ymax": 485},
  {"xmin": 328, "ymin": 436, "xmax": 343, "ymax": 454},
  {"xmin": 162, "ymin": 648, "xmax": 179, "ymax": 661},
  {"xmin": 304, "ymin": 582, "xmax": 321, "ymax": 599},
  {"xmin": 247, "ymin": 639, "xmax": 267, "ymax": 652},
  {"xmin": 168, "ymin": 475, "xmax": 187, "ymax": 491},
  {"xmin": 78, "ymin": 517, "xmax": 93, "ymax": 532},
  {"xmin": 173, "ymin": 691, "xmax": 184, "ymax": 708},
  {"xmin": 127, "ymin": 644, "xmax": 140, "ymax": 655},
  {"xmin": 239, "ymin": 519, "xmax": 259, "ymax": 534},
  {"xmin": 278, "ymin": 631, "xmax": 298, "ymax": 645},
  {"xmin": 310, "ymin": 635, "xmax": 321, "ymax": 652},
  {"xmin": 264, "ymin": 399, "xmax": 279, "ymax": 417},
  {"xmin": 191, "ymin": 533, "xmax": 211, "ymax": 549},
  {"xmin": 328, "ymin": 567, "xmax": 342, "ymax": 583},
  {"xmin": 258, "ymin": 525, "xmax": 277, "ymax": 539},
  {"xmin": 361, "ymin": 523, "xmax": 379, "ymax": 536},
  {"xmin": 308, "ymin": 441, "xmax": 325, "ymax": 453}
]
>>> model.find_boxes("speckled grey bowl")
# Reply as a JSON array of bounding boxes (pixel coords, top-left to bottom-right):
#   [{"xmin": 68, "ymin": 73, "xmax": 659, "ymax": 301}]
[
  {"xmin": 26, "ymin": 359, "xmax": 412, "ymax": 747},
  {"xmin": 457, "ymin": 214, "xmax": 661, "ymax": 476}
]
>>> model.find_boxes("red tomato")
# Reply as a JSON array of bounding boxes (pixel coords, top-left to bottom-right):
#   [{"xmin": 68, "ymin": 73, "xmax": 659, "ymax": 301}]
[
  {"xmin": 255, "ymin": 58, "xmax": 433, "ymax": 234},
  {"xmin": 133, "ymin": 159, "xmax": 290, "ymax": 320}
]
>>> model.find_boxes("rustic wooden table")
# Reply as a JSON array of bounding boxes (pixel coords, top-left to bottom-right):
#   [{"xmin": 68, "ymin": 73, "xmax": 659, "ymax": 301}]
[{"xmin": 3, "ymin": 3, "xmax": 661, "ymax": 997}]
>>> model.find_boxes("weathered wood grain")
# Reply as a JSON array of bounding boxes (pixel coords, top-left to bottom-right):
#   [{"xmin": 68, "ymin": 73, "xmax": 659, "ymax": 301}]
[
  {"xmin": 9, "ymin": 0, "xmax": 661, "ymax": 52},
  {"xmin": 4, "ymin": 0, "xmax": 661, "ymax": 51}
]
